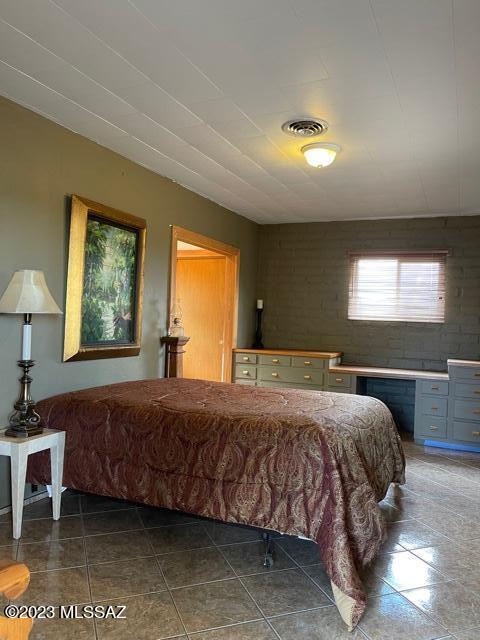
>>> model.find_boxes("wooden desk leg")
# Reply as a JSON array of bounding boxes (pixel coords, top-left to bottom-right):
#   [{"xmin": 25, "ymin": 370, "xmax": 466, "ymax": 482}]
[
  {"xmin": 10, "ymin": 448, "xmax": 27, "ymax": 540},
  {"xmin": 50, "ymin": 436, "xmax": 65, "ymax": 521}
]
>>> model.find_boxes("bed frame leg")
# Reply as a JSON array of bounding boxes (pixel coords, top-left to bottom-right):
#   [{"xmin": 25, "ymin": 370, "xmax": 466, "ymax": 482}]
[{"xmin": 262, "ymin": 532, "xmax": 274, "ymax": 568}]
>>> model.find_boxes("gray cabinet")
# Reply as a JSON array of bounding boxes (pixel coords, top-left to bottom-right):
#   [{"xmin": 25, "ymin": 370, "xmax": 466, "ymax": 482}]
[
  {"xmin": 415, "ymin": 377, "xmax": 449, "ymax": 442},
  {"xmin": 414, "ymin": 359, "xmax": 480, "ymax": 449},
  {"xmin": 233, "ymin": 349, "xmax": 342, "ymax": 392},
  {"xmin": 234, "ymin": 351, "xmax": 480, "ymax": 452}
]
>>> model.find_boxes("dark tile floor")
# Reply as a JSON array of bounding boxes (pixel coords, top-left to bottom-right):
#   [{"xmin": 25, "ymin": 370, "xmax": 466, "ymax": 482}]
[{"xmin": 1, "ymin": 439, "xmax": 480, "ymax": 639}]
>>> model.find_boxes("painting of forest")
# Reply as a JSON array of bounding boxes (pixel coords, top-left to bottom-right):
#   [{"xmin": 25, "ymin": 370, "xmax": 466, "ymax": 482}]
[{"xmin": 81, "ymin": 216, "xmax": 138, "ymax": 345}]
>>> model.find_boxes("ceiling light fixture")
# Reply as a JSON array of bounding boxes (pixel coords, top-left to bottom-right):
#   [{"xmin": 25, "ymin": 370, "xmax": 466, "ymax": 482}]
[{"xmin": 301, "ymin": 142, "xmax": 341, "ymax": 168}]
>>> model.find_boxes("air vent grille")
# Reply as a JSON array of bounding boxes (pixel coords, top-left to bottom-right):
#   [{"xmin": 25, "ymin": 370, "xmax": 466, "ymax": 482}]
[{"xmin": 281, "ymin": 118, "xmax": 328, "ymax": 138}]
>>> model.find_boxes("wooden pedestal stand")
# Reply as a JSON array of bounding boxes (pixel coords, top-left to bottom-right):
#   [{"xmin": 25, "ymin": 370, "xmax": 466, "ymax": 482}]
[{"xmin": 160, "ymin": 336, "xmax": 190, "ymax": 378}]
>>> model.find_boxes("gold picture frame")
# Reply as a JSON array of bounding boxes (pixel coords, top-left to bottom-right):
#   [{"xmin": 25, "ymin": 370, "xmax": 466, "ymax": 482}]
[{"xmin": 63, "ymin": 195, "xmax": 146, "ymax": 362}]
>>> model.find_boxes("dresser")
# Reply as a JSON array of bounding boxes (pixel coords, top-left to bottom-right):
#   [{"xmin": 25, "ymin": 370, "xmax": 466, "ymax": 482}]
[
  {"xmin": 233, "ymin": 348, "xmax": 344, "ymax": 391},
  {"xmin": 415, "ymin": 359, "xmax": 480, "ymax": 447},
  {"xmin": 234, "ymin": 349, "xmax": 480, "ymax": 452}
]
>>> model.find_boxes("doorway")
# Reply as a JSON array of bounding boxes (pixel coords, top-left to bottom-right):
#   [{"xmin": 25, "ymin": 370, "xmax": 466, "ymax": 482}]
[{"xmin": 169, "ymin": 226, "xmax": 239, "ymax": 382}]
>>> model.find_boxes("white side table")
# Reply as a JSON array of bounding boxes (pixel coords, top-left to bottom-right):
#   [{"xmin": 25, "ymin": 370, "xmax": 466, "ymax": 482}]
[{"xmin": 0, "ymin": 428, "xmax": 65, "ymax": 539}]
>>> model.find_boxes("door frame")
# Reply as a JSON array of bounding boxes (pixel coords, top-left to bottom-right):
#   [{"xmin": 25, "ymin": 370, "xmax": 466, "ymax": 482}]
[{"xmin": 169, "ymin": 225, "xmax": 240, "ymax": 382}]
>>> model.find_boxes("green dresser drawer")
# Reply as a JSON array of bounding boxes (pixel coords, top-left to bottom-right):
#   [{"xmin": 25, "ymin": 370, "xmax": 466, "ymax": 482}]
[
  {"xmin": 235, "ymin": 364, "xmax": 257, "ymax": 380},
  {"xmin": 419, "ymin": 380, "xmax": 449, "ymax": 396},
  {"xmin": 235, "ymin": 379, "xmax": 256, "ymax": 386},
  {"xmin": 258, "ymin": 354, "xmax": 291, "ymax": 367},
  {"xmin": 454, "ymin": 399, "xmax": 480, "ymax": 422},
  {"xmin": 258, "ymin": 366, "xmax": 324, "ymax": 386},
  {"xmin": 235, "ymin": 353, "xmax": 257, "ymax": 365},
  {"xmin": 452, "ymin": 421, "xmax": 480, "ymax": 443},
  {"xmin": 454, "ymin": 383, "xmax": 480, "ymax": 400},
  {"xmin": 327, "ymin": 373, "xmax": 352, "ymax": 388},
  {"xmin": 260, "ymin": 381, "xmax": 324, "ymax": 391},
  {"xmin": 291, "ymin": 356, "xmax": 326, "ymax": 369},
  {"xmin": 416, "ymin": 415, "xmax": 447, "ymax": 438},
  {"xmin": 418, "ymin": 396, "xmax": 447, "ymax": 417},
  {"xmin": 449, "ymin": 365, "xmax": 480, "ymax": 381}
]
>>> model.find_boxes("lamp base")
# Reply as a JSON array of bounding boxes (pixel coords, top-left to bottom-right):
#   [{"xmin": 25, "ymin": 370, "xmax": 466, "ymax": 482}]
[
  {"xmin": 6, "ymin": 360, "xmax": 44, "ymax": 438},
  {"xmin": 5, "ymin": 425, "xmax": 44, "ymax": 438}
]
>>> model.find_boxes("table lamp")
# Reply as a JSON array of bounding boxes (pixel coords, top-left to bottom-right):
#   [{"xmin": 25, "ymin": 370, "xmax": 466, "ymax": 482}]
[{"xmin": 0, "ymin": 270, "xmax": 62, "ymax": 437}]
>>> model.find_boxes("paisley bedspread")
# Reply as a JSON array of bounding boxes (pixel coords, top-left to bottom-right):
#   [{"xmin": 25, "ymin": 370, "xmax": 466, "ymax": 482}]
[{"xmin": 27, "ymin": 378, "xmax": 405, "ymax": 629}]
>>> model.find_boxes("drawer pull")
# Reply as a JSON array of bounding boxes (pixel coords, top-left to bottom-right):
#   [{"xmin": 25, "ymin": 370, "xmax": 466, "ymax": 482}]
[
  {"xmin": 474, "ymin": 390, "xmax": 480, "ymax": 395},
  {"xmin": 242, "ymin": 370, "xmax": 250, "ymax": 376},
  {"xmin": 242, "ymin": 356, "xmax": 249, "ymax": 361},
  {"xmin": 430, "ymin": 426, "xmax": 438, "ymax": 431},
  {"xmin": 475, "ymin": 373, "xmax": 480, "ymax": 377},
  {"xmin": 304, "ymin": 375, "xmax": 312, "ymax": 380},
  {"xmin": 272, "ymin": 358, "xmax": 280, "ymax": 363},
  {"xmin": 335, "ymin": 378, "xmax": 343, "ymax": 383},
  {"xmin": 473, "ymin": 431, "xmax": 480, "ymax": 437},
  {"xmin": 473, "ymin": 410, "xmax": 480, "ymax": 415},
  {"xmin": 271, "ymin": 372, "xmax": 279, "ymax": 378},
  {"xmin": 431, "ymin": 385, "xmax": 439, "ymax": 390},
  {"xmin": 304, "ymin": 361, "xmax": 312, "ymax": 366},
  {"xmin": 431, "ymin": 406, "xmax": 438, "ymax": 411}
]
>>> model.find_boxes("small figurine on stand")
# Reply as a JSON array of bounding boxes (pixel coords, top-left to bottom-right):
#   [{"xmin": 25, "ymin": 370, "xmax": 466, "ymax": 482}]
[{"xmin": 168, "ymin": 299, "xmax": 184, "ymax": 337}]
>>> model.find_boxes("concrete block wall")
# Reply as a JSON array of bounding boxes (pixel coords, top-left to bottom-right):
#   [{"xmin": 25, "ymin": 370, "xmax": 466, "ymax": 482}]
[{"xmin": 257, "ymin": 216, "xmax": 480, "ymax": 371}]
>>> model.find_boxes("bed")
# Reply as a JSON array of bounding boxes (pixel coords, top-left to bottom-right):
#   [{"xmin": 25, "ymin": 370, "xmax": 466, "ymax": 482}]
[{"xmin": 27, "ymin": 377, "xmax": 405, "ymax": 629}]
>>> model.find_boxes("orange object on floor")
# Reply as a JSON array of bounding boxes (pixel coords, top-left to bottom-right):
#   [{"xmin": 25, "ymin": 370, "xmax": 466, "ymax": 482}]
[{"xmin": 0, "ymin": 561, "xmax": 32, "ymax": 640}]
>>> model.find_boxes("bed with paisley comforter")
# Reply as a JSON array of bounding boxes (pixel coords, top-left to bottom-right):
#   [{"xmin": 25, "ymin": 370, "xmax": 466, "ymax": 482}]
[{"xmin": 27, "ymin": 377, "xmax": 405, "ymax": 629}]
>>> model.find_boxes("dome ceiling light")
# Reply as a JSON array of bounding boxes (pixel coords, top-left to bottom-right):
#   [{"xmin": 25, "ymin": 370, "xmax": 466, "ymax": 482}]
[
  {"xmin": 301, "ymin": 142, "xmax": 342, "ymax": 168},
  {"xmin": 281, "ymin": 117, "xmax": 341, "ymax": 168}
]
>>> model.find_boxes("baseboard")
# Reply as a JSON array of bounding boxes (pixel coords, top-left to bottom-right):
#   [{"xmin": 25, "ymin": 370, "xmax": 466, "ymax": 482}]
[{"xmin": 0, "ymin": 489, "xmax": 48, "ymax": 516}]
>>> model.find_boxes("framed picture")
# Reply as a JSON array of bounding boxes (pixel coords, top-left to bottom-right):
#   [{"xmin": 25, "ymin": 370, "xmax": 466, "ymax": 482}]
[{"xmin": 63, "ymin": 195, "xmax": 146, "ymax": 361}]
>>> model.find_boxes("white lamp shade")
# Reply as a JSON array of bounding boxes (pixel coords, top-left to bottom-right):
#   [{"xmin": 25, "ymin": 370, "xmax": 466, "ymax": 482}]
[{"xmin": 0, "ymin": 270, "xmax": 62, "ymax": 314}]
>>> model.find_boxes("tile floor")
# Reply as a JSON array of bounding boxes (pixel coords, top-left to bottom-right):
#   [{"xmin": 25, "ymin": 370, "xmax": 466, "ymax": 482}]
[{"xmin": 1, "ymin": 438, "xmax": 480, "ymax": 639}]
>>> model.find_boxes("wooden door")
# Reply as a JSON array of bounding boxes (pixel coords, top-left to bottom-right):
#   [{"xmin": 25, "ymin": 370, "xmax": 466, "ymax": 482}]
[{"xmin": 176, "ymin": 255, "xmax": 227, "ymax": 381}]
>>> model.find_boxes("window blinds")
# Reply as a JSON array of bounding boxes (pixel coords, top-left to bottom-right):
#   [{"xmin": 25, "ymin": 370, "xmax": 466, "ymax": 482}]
[{"xmin": 348, "ymin": 251, "xmax": 447, "ymax": 323}]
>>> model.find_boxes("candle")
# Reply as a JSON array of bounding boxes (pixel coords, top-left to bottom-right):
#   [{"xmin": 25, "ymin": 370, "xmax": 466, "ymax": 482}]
[
  {"xmin": 257, "ymin": 299, "xmax": 263, "ymax": 310},
  {"xmin": 22, "ymin": 323, "xmax": 32, "ymax": 360}
]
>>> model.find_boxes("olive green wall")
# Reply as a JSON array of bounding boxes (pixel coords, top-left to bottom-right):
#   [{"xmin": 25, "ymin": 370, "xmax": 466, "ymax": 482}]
[{"xmin": 0, "ymin": 97, "xmax": 259, "ymax": 509}]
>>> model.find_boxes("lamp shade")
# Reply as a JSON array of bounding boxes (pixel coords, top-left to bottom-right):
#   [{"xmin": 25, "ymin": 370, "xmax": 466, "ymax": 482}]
[{"xmin": 0, "ymin": 270, "xmax": 62, "ymax": 314}]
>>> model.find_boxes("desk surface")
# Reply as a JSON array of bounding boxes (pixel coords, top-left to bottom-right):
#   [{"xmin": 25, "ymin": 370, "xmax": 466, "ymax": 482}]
[
  {"xmin": 329, "ymin": 364, "xmax": 449, "ymax": 381},
  {"xmin": 234, "ymin": 348, "xmax": 342, "ymax": 359}
]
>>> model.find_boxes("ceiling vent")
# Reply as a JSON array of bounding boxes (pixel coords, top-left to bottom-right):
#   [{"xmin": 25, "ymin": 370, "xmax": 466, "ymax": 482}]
[{"xmin": 281, "ymin": 118, "xmax": 329, "ymax": 138}]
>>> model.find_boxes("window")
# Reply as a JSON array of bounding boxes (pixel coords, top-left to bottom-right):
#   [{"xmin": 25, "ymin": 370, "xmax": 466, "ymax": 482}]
[{"xmin": 348, "ymin": 251, "xmax": 447, "ymax": 323}]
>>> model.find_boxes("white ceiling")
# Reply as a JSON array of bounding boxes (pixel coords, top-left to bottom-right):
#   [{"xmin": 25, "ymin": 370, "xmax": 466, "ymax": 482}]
[{"xmin": 0, "ymin": 0, "xmax": 479, "ymax": 224}]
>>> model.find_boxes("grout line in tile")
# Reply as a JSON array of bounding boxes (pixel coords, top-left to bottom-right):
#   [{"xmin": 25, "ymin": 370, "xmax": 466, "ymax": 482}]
[{"xmin": 144, "ymin": 506, "xmax": 190, "ymax": 640}]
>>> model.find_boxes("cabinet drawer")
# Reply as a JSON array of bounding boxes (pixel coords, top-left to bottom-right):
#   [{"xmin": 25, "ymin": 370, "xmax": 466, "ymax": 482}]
[
  {"xmin": 291, "ymin": 356, "xmax": 326, "ymax": 369},
  {"xmin": 454, "ymin": 399, "xmax": 480, "ymax": 422},
  {"xmin": 419, "ymin": 380, "xmax": 449, "ymax": 396},
  {"xmin": 416, "ymin": 415, "xmax": 447, "ymax": 438},
  {"xmin": 327, "ymin": 373, "xmax": 352, "ymax": 388},
  {"xmin": 449, "ymin": 365, "xmax": 480, "ymax": 381},
  {"xmin": 235, "ymin": 378, "xmax": 256, "ymax": 386},
  {"xmin": 326, "ymin": 387, "xmax": 352, "ymax": 394},
  {"xmin": 260, "ymin": 381, "xmax": 323, "ymax": 391},
  {"xmin": 418, "ymin": 396, "xmax": 447, "ymax": 417},
  {"xmin": 259, "ymin": 354, "xmax": 291, "ymax": 367},
  {"xmin": 235, "ymin": 364, "xmax": 257, "ymax": 380},
  {"xmin": 235, "ymin": 353, "xmax": 257, "ymax": 365},
  {"xmin": 454, "ymin": 382, "xmax": 480, "ymax": 400},
  {"xmin": 258, "ymin": 366, "xmax": 324, "ymax": 386},
  {"xmin": 452, "ymin": 421, "xmax": 480, "ymax": 443}
]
